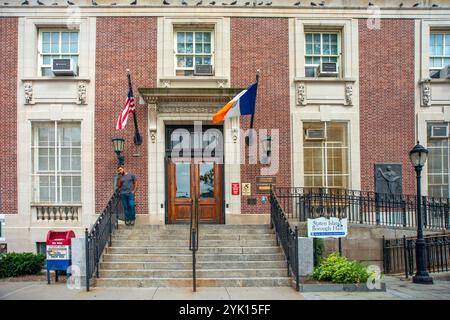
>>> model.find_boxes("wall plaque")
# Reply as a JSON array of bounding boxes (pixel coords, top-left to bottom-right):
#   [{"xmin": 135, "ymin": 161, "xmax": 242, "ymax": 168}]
[
  {"xmin": 242, "ymin": 183, "xmax": 251, "ymax": 196},
  {"xmin": 256, "ymin": 176, "xmax": 276, "ymax": 194},
  {"xmin": 374, "ymin": 164, "xmax": 403, "ymax": 204}
]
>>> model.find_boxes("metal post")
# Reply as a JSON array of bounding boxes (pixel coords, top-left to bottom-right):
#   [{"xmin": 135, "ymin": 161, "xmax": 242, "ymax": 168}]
[
  {"xmin": 294, "ymin": 226, "xmax": 299, "ymax": 291},
  {"xmin": 85, "ymin": 228, "xmax": 89, "ymax": 291},
  {"xmin": 192, "ymin": 228, "xmax": 196, "ymax": 292},
  {"xmin": 403, "ymin": 235, "xmax": 408, "ymax": 278},
  {"xmin": 413, "ymin": 165, "xmax": 433, "ymax": 284},
  {"xmin": 338, "ymin": 238, "xmax": 342, "ymax": 256}
]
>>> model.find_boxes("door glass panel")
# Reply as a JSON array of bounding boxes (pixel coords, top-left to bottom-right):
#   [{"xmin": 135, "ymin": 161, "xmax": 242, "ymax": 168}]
[
  {"xmin": 200, "ymin": 162, "xmax": 214, "ymax": 198},
  {"xmin": 175, "ymin": 163, "xmax": 190, "ymax": 198}
]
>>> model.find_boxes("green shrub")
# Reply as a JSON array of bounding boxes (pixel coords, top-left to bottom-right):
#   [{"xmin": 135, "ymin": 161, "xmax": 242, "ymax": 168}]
[
  {"xmin": 312, "ymin": 252, "xmax": 372, "ymax": 284},
  {"xmin": 0, "ymin": 252, "xmax": 46, "ymax": 278}
]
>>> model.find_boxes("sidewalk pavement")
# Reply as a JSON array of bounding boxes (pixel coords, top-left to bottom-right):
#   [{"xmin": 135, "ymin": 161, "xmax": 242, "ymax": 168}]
[{"xmin": 0, "ymin": 275, "xmax": 449, "ymax": 300}]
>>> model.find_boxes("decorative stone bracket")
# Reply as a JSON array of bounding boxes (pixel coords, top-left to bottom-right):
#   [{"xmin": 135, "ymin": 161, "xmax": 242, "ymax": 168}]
[
  {"xmin": 148, "ymin": 101, "xmax": 158, "ymax": 143},
  {"xmin": 24, "ymin": 81, "xmax": 33, "ymax": 104},
  {"xmin": 77, "ymin": 81, "xmax": 87, "ymax": 104},
  {"xmin": 421, "ymin": 80, "xmax": 432, "ymax": 107},
  {"xmin": 297, "ymin": 82, "xmax": 306, "ymax": 106},
  {"xmin": 345, "ymin": 82, "xmax": 353, "ymax": 106}
]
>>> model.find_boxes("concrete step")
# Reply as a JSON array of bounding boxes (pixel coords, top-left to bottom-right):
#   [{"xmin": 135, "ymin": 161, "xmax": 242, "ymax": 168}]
[
  {"xmin": 116, "ymin": 225, "xmax": 273, "ymax": 235},
  {"xmin": 99, "ymin": 260, "xmax": 288, "ymax": 270},
  {"xmin": 110, "ymin": 240, "xmax": 277, "ymax": 247},
  {"xmin": 112, "ymin": 234, "xmax": 275, "ymax": 240},
  {"xmin": 95, "ymin": 277, "xmax": 291, "ymax": 288},
  {"xmin": 102, "ymin": 253, "xmax": 286, "ymax": 262},
  {"xmin": 106, "ymin": 246, "xmax": 282, "ymax": 255},
  {"xmin": 98, "ymin": 268, "xmax": 288, "ymax": 278}
]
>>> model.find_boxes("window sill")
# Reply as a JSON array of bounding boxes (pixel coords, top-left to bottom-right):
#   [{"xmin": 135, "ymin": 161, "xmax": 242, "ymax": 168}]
[
  {"xmin": 22, "ymin": 76, "xmax": 90, "ymax": 82},
  {"xmin": 420, "ymin": 78, "xmax": 450, "ymax": 84},
  {"xmin": 159, "ymin": 76, "xmax": 228, "ymax": 88},
  {"xmin": 294, "ymin": 77, "xmax": 356, "ymax": 83}
]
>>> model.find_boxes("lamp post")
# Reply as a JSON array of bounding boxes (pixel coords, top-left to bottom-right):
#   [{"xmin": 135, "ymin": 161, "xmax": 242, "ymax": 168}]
[
  {"xmin": 409, "ymin": 141, "xmax": 433, "ymax": 284},
  {"xmin": 112, "ymin": 137, "xmax": 125, "ymax": 166}
]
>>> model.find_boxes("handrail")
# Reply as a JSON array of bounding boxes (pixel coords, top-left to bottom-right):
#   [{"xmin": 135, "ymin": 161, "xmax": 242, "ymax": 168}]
[
  {"xmin": 85, "ymin": 191, "xmax": 123, "ymax": 291},
  {"xmin": 189, "ymin": 196, "xmax": 199, "ymax": 292},
  {"xmin": 269, "ymin": 188, "xmax": 300, "ymax": 291},
  {"xmin": 273, "ymin": 187, "xmax": 450, "ymax": 230}
]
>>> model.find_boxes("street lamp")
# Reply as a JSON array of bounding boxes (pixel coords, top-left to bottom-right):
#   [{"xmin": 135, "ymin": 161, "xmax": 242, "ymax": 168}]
[
  {"xmin": 112, "ymin": 137, "xmax": 125, "ymax": 166},
  {"xmin": 409, "ymin": 141, "xmax": 433, "ymax": 284}
]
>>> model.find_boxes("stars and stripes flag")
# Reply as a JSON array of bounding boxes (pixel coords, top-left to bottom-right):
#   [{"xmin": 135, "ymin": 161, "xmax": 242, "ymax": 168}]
[{"xmin": 115, "ymin": 83, "xmax": 136, "ymax": 130}]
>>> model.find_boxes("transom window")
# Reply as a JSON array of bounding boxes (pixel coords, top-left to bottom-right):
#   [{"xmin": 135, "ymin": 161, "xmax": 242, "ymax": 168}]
[
  {"xmin": 429, "ymin": 31, "xmax": 450, "ymax": 78},
  {"xmin": 31, "ymin": 122, "xmax": 81, "ymax": 204},
  {"xmin": 303, "ymin": 122, "xmax": 349, "ymax": 189},
  {"xmin": 39, "ymin": 30, "xmax": 79, "ymax": 77},
  {"xmin": 175, "ymin": 31, "xmax": 213, "ymax": 76},
  {"xmin": 427, "ymin": 122, "xmax": 449, "ymax": 198},
  {"xmin": 304, "ymin": 32, "xmax": 340, "ymax": 77}
]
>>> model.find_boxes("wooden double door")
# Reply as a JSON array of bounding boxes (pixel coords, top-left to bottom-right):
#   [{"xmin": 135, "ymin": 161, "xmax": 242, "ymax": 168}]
[{"xmin": 167, "ymin": 158, "xmax": 223, "ymax": 224}]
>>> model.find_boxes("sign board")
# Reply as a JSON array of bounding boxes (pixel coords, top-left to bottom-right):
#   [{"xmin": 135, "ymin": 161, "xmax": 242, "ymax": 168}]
[
  {"xmin": 256, "ymin": 176, "xmax": 276, "ymax": 194},
  {"xmin": 307, "ymin": 217, "xmax": 348, "ymax": 238},
  {"xmin": 46, "ymin": 245, "xmax": 70, "ymax": 260},
  {"xmin": 0, "ymin": 214, "xmax": 5, "ymax": 242},
  {"xmin": 231, "ymin": 183, "xmax": 240, "ymax": 196},
  {"xmin": 242, "ymin": 183, "xmax": 251, "ymax": 196}
]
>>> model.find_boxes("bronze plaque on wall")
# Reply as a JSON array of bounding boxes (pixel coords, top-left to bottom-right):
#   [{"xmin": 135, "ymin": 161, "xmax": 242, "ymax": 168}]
[{"xmin": 256, "ymin": 176, "xmax": 276, "ymax": 194}]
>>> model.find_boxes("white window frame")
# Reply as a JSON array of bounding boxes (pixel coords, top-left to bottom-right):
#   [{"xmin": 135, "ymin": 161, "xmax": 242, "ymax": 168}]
[
  {"xmin": 31, "ymin": 121, "xmax": 82, "ymax": 204},
  {"xmin": 427, "ymin": 122, "xmax": 450, "ymax": 198},
  {"xmin": 174, "ymin": 30, "xmax": 215, "ymax": 76},
  {"xmin": 304, "ymin": 31, "xmax": 341, "ymax": 78},
  {"xmin": 303, "ymin": 122, "xmax": 350, "ymax": 189},
  {"xmin": 429, "ymin": 31, "xmax": 450, "ymax": 76},
  {"xmin": 37, "ymin": 29, "xmax": 80, "ymax": 77}
]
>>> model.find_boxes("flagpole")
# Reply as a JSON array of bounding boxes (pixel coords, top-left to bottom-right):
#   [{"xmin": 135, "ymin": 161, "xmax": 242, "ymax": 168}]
[
  {"xmin": 246, "ymin": 69, "xmax": 260, "ymax": 146},
  {"xmin": 127, "ymin": 69, "xmax": 142, "ymax": 146}
]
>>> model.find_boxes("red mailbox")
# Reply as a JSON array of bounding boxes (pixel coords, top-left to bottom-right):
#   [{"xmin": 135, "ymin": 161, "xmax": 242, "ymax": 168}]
[{"xmin": 46, "ymin": 230, "xmax": 76, "ymax": 284}]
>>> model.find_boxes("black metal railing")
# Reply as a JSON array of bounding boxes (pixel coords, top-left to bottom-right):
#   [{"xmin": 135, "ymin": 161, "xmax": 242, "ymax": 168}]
[
  {"xmin": 383, "ymin": 233, "xmax": 450, "ymax": 276},
  {"xmin": 189, "ymin": 197, "xmax": 199, "ymax": 292},
  {"xmin": 270, "ymin": 189, "xmax": 300, "ymax": 291},
  {"xmin": 274, "ymin": 187, "xmax": 450, "ymax": 230},
  {"xmin": 85, "ymin": 191, "xmax": 123, "ymax": 291}
]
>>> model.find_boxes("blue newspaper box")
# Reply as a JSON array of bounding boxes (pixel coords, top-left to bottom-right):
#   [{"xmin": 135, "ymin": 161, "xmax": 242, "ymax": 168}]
[{"xmin": 46, "ymin": 230, "xmax": 75, "ymax": 284}]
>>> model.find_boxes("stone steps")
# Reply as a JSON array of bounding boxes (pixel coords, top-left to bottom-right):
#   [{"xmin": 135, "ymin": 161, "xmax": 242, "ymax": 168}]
[
  {"xmin": 95, "ymin": 224, "xmax": 291, "ymax": 288},
  {"xmin": 98, "ymin": 268, "xmax": 288, "ymax": 278},
  {"xmin": 99, "ymin": 260, "xmax": 287, "ymax": 270},
  {"xmin": 95, "ymin": 277, "xmax": 292, "ymax": 288},
  {"xmin": 106, "ymin": 246, "xmax": 282, "ymax": 254}
]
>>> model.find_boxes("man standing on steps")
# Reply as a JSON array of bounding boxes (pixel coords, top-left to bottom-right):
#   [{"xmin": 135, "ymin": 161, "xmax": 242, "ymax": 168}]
[{"xmin": 116, "ymin": 165, "xmax": 137, "ymax": 226}]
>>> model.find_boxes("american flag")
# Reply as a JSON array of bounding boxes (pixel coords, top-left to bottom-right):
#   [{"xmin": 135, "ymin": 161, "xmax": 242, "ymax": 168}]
[{"xmin": 115, "ymin": 85, "xmax": 136, "ymax": 130}]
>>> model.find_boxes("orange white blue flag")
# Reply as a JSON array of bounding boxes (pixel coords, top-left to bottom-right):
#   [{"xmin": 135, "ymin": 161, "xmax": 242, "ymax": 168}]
[{"xmin": 212, "ymin": 82, "xmax": 258, "ymax": 124}]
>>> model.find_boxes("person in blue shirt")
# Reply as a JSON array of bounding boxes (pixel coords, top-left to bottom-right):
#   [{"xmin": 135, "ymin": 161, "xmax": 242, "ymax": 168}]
[{"xmin": 116, "ymin": 165, "xmax": 137, "ymax": 226}]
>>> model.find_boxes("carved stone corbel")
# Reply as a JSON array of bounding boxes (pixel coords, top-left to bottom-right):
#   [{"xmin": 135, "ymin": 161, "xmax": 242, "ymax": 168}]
[
  {"xmin": 422, "ymin": 80, "xmax": 432, "ymax": 107},
  {"xmin": 217, "ymin": 80, "xmax": 227, "ymax": 88},
  {"xmin": 345, "ymin": 82, "xmax": 353, "ymax": 106},
  {"xmin": 148, "ymin": 102, "xmax": 158, "ymax": 143},
  {"xmin": 77, "ymin": 81, "xmax": 87, "ymax": 104},
  {"xmin": 297, "ymin": 82, "xmax": 306, "ymax": 106},
  {"xmin": 162, "ymin": 80, "xmax": 171, "ymax": 88},
  {"xmin": 24, "ymin": 81, "xmax": 33, "ymax": 104}
]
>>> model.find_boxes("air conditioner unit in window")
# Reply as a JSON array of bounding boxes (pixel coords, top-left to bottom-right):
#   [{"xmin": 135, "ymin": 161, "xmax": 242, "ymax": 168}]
[
  {"xmin": 429, "ymin": 69, "xmax": 441, "ymax": 79},
  {"xmin": 440, "ymin": 64, "xmax": 450, "ymax": 79},
  {"xmin": 430, "ymin": 124, "xmax": 449, "ymax": 138},
  {"xmin": 51, "ymin": 58, "xmax": 77, "ymax": 76},
  {"xmin": 194, "ymin": 64, "xmax": 213, "ymax": 76},
  {"xmin": 305, "ymin": 128, "xmax": 326, "ymax": 140},
  {"xmin": 317, "ymin": 62, "xmax": 338, "ymax": 77}
]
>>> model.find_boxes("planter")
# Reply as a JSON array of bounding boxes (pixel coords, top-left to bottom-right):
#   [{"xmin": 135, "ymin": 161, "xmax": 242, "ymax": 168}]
[{"xmin": 298, "ymin": 282, "xmax": 386, "ymax": 292}]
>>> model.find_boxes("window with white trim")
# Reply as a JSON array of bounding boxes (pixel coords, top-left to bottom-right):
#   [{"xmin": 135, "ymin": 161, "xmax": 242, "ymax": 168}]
[
  {"xmin": 175, "ymin": 30, "xmax": 214, "ymax": 76},
  {"xmin": 38, "ymin": 30, "xmax": 79, "ymax": 77},
  {"xmin": 427, "ymin": 122, "xmax": 449, "ymax": 198},
  {"xmin": 303, "ymin": 122, "xmax": 349, "ymax": 189},
  {"xmin": 31, "ymin": 122, "xmax": 81, "ymax": 204},
  {"xmin": 429, "ymin": 31, "xmax": 450, "ymax": 78},
  {"xmin": 304, "ymin": 32, "xmax": 341, "ymax": 77}
]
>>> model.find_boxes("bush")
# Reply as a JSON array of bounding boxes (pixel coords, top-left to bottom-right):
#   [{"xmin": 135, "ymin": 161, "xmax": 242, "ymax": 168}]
[
  {"xmin": 0, "ymin": 252, "xmax": 46, "ymax": 278},
  {"xmin": 312, "ymin": 252, "xmax": 372, "ymax": 284}
]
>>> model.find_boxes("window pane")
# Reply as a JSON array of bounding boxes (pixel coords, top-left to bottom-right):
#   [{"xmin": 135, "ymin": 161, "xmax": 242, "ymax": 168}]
[
  {"xmin": 61, "ymin": 42, "xmax": 70, "ymax": 53},
  {"xmin": 331, "ymin": 45, "xmax": 338, "ymax": 55},
  {"xmin": 177, "ymin": 32, "xmax": 185, "ymax": 43},
  {"xmin": 305, "ymin": 66, "xmax": 316, "ymax": 77},
  {"xmin": 305, "ymin": 56, "xmax": 313, "ymax": 65},
  {"xmin": 305, "ymin": 44, "xmax": 313, "ymax": 55},
  {"xmin": 42, "ymin": 43, "xmax": 50, "ymax": 54},
  {"xmin": 186, "ymin": 43, "xmax": 193, "ymax": 53},
  {"xmin": 331, "ymin": 34, "xmax": 338, "ymax": 44},
  {"xmin": 51, "ymin": 32, "xmax": 59, "ymax": 43},
  {"xmin": 195, "ymin": 43, "xmax": 203, "ymax": 53},
  {"xmin": 314, "ymin": 34, "xmax": 320, "ymax": 42},
  {"xmin": 177, "ymin": 43, "xmax": 185, "ymax": 53},
  {"xmin": 42, "ymin": 55, "xmax": 51, "ymax": 65},
  {"xmin": 186, "ymin": 56, "xmax": 193, "ymax": 68},
  {"xmin": 305, "ymin": 33, "xmax": 313, "ymax": 43},
  {"xmin": 51, "ymin": 43, "xmax": 59, "ymax": 53},
  {"xmin": 43, "ymin": 32, "xmax": 50, "ymax": 43},
  {"xmin": 177, "ymin": 56, "xmax": 186, "ymax": 67},
  {"xmin": 186, "ymin": 32, "xmax": 193, "ymax": 43},
  {"xmin": 313, "ymin": 44, "xmax": 321, "ymax": 54},
  {"xmin": 323, "ymin": 44, "xmax": 330, "ymax": 55},
  {"xmin": 200, "ymin": 162, "xmax": 214, "ymax": 198},
  {"xmin": 176, "ymin": 163, "xmax": 190, "ymax": 198},
  {"xmin": 203, "ymin": 56, "xmax": 211, "ymax": 65},
  {"xmin": 203, "ymin": 32, "xmax": 211, "ymax": 42},
  {"xmin": 430, "ymin": 45, "xmax": 436, "ymax": 56},
  {"xmin": 313, "ymin": 57, "xmax": 320, "ymax": 64},
  {"xmin": 61, "ymin": 32, "xmax": 70, "ymax": 44},
  {"xmin": 195, "ymin": 57, "xmax": 203, "ymax": 65},
  {"xmin": 195, "ymin": 32, "xmax": 202, "ymax": 43},
  {"xmin": 323, "ymin": 34, "xmax": 329, "ymax": 43},
  {"xmin": 70, "ymin": 42, "xmax": 78, "ymax": 53},
  {"xmin": 204, "ymin": 43, "xmax": 211, "ymax": 54},
  {"xmin": 70, "ymin": 32, "xmax": 78, "ymax": 42}
]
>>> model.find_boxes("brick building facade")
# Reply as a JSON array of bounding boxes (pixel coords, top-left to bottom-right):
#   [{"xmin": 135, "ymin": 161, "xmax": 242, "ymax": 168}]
[{"xmin": 0, "ymin": 0, "xmax": 449, "ymax": 252}]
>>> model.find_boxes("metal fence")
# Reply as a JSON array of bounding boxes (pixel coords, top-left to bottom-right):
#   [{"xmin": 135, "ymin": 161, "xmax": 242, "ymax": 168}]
[
  {"xmin": 269, "ymin": 189, "xmax": 299, "ymax": 291},
  {"xmin": 85, "ymin": 191, "xmax": 123, "ymax": 291},
  {"xmin": 274, "ymin": 187, "xmax": 450, "ymax": 230},
  {"xmin": 383, "ymin": 233, "xmax": 450, "ymax": 276}
]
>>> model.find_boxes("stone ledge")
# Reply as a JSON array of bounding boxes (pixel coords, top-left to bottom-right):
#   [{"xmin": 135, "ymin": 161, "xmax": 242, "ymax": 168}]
[{"xmin": 299, "ymin": 282, "xmax": 386, "ymax": 292}]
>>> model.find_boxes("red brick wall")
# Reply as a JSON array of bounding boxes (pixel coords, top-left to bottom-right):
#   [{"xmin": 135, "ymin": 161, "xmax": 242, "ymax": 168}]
[
  {"xmin": 359, "ymin": 19, "xmax": 415, "ymax": 194},
  {"xmin": 231, "ymin": 18, "xmax": 291, "ymax": 214},
  {"xmin": 95, "ymin": 17, "xmax": 157, "ymax": 213},
  {"xmin": 0, "ymin": 17, "xmax": 18, "ymax": 214}
]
